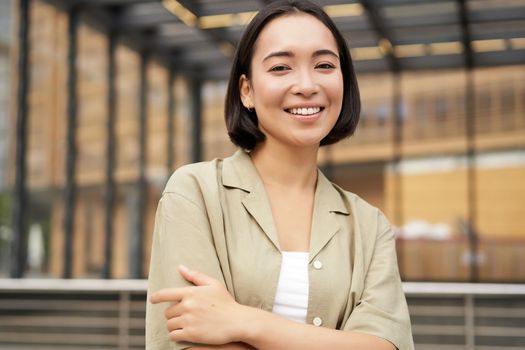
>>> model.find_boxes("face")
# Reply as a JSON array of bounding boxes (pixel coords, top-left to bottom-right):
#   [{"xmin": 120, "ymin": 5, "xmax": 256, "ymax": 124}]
[{"xmin": 239, "ymin": 13, "xmax": 344, "ymax": 149}]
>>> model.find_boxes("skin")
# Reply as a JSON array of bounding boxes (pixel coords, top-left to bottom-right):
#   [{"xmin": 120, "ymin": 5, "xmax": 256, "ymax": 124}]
[
  {"xmin": 239, "ymin": 12, "xmax": 344, "ymax": 252},
  {"xmin": 150, "ymin": 13, "xmax": 396, "ymax": 350}
]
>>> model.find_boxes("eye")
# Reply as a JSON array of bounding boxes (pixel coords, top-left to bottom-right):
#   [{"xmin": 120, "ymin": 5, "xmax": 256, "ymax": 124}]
[
  {"xmin": 269, "ymin": 65, "xmax": 290, "ymax": 72},
  {"xmin": 316, "ymin": 63, "xmax": 336, "ymax": 70}
]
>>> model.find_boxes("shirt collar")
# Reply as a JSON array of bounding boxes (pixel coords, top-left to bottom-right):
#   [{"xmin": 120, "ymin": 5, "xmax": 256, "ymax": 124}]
[{"xmin": 221, "ymin": 148, "xmax": 350, "ymax": 216}]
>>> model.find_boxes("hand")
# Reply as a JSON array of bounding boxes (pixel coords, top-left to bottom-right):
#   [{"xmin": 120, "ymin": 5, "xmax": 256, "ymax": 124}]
[{"xmin": 150, "ymin": 265, "xmax": 249, "ymax": 345}]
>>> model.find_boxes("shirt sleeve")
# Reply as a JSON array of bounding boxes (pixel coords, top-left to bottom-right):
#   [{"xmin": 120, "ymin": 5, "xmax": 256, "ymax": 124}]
[
  {"xmin": 342, "ymin": 212, "xmax": 414, "ymax": 350},
  {"xmin": 145, "ymin": 189, "xmax": 226, "ymax": 350}
]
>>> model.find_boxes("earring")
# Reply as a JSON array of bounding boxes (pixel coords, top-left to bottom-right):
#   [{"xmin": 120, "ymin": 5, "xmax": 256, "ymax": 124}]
[{"xmin": 246, "ymin": 105, "xmax": 254, "ymax": 112}]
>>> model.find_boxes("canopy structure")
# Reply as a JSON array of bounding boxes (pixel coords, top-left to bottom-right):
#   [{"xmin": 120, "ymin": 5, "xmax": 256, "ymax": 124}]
[{"xmin": 45, "ymin": 0, "xmax": 525, "ymax": 79}]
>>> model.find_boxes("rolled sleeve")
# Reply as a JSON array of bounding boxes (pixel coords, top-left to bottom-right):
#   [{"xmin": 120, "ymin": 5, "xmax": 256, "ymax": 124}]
[
  {"xmin": 343, "ymin": 215, "xmax": 414, "ymax": 350},
  {"xmin": 146, "ymin": 188, "xmax": 226, "ymax": 350}
]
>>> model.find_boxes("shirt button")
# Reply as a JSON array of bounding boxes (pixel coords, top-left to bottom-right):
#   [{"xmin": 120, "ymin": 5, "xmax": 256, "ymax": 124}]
[
  {"xmin": 313, "ymin": 317, "xmax": 323, "ymax": 326},
  {"xmin": 313, "ymin": 260, "xmax": 323, "ymax": 270}
]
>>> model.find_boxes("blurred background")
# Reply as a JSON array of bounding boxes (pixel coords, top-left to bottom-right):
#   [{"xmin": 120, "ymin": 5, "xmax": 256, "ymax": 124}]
[{"xmin": 0, "ymin": 0, "xmax": 524, "ymax": 349}]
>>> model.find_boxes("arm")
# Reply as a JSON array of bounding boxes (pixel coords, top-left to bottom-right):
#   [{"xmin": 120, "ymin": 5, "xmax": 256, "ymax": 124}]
[
  {"xmin": 240, "ymin": 307, "xmax": 394, "ymax": 350},
  {"xmin": 152, "ymin": 266, "xmax": 394, "ymax": 350},
  {"xmin": 234, "ymin": 211, "xmax": 410, "ymax": 349},
  {"xmin": 149, "ymin": 195, "xmax": 410, "ymax": 349},
  {"xmin": 146, "ymin": 188, "xmax": 252, "ymax": 350},
  {"xmin": 189, "ymin": 344, "xmax": 253, "ymax": 350}
]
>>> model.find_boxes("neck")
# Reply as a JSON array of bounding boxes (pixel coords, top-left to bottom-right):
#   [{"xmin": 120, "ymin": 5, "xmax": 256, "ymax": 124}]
[{"xmin": 250, "ymin": 141, "xmax": 319, "ymax": 191}]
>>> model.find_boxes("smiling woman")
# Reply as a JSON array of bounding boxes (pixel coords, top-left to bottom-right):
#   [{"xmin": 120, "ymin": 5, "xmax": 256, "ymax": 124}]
[
  {"xmin": 238, "ymin": 13, "xmax": 344, "ymax": 150},
  {"xmin": 146, "ymin": 1, "xmax": 414, "ymax": 350}
]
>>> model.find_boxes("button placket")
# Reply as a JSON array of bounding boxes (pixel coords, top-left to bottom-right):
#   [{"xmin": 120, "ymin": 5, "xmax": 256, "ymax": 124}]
[{"xmin": 309, "ymin": 258, "xmax": 324, "ymax": 328}]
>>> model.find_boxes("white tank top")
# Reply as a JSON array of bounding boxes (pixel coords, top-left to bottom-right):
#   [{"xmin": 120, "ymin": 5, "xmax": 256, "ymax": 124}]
[{"xmin": 271, "ymin": 251, "xmax": 310, "ymax": 323}]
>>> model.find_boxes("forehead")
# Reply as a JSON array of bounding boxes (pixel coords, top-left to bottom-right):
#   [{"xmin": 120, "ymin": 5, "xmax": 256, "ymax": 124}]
[{"xmin": 253, "ymin": 13, "xmax": 339, "ymax": 57}]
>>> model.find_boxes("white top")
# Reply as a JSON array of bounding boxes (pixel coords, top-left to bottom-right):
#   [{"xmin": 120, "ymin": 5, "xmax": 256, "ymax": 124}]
[{"xmin": 271, "ymin": 251, "xmax": 310, "ymax": 324}]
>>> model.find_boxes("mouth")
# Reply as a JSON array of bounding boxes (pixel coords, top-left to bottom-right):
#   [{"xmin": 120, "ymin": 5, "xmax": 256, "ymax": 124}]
[{"xmin": 284, "ymin": 106, "xmax": 325, "ymax": 116}]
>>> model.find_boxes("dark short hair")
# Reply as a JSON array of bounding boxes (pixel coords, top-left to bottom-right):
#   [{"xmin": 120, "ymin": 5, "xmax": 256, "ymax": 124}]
[{"xmin": 225, "ymin": 0, "xmax": 361, "ymax": 151}]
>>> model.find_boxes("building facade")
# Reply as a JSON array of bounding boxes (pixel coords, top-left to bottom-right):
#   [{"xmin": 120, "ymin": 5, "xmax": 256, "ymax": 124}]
[{"xmin": 4, "ymin": 0, "xmax": 525, "ymax": 281}]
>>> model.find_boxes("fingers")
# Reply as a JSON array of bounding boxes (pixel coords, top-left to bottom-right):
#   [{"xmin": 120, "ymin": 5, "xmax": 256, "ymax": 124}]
[
  {"xmin": 150, "ymin": 287, "xmax": 187, "ymax": 304},
  {"xmin": 166, "ymin": 315, "xmax": 184, "ymax": 333},
  {"xmin": 164, "ymin": 301, "xmax": 184, "ymax": 320},
  {"xmin": 178, "ymin": 265, "xmax": 219, "ymax": 287},
  {"xmin": 168, "ymin": 328, "xmax": 186, "ymax": 342},
  {"xmin": 150, "ymin": 266, "xmax": 221, "ymax": 304},
  {"xmin": 166, "ymin": 318, "xmax": 191, "ymax": 343}
]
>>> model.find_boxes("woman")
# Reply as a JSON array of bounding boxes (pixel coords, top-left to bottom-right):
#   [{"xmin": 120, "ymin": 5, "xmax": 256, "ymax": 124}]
[{"xmin": 146, "ymin": 1, "xmax": 414, "ymax": 349}]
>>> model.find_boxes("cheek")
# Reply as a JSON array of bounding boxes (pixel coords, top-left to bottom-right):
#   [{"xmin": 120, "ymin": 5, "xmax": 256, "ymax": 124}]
[
  {"xmin": 253, "ymin": 79, "xmax": 288, "ymax": 106},
  {"xmin": 326, "ymin": 74, "xmax": 344, "ymax": 99}
]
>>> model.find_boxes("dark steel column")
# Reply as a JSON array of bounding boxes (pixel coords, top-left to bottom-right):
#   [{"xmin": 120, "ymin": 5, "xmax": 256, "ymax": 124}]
[
  {"xmin": 392, "ymin": 74, "xmax": 403, "ymax": 226},
  {"xmin": 10, "ymin": 0, "xmax": 30, "ymax": 278},
  {"xmin": 130, "ymin": 50, "xmax": 148, "ymax": 278},
  {"xmin": 103, "ymin": 27, "xmax": 117, "ymax": 279},
  {"xmin": 166, "ymin": 67, "xmax": 175, "ymax": 183},
  {"xmin": 465, "ymin": 72, "xmax": 478, "ymax": 282},
  {"xmin": 391, "ymin": 71, "xmax": 404, "ymax": 277},
  {"xmin": 459, "ymin": 0, "xmax": 478, "ymax": 282},
  {"xmin": 190, "ymin": 76, "xmax": 202, "ymax": 163},
  {"xmin": 62, "ymin": 4, "xmax": 79, "ymax": 279}
]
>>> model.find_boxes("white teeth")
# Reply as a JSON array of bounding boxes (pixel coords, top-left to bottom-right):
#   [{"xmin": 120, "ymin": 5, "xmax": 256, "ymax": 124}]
[{"xmin": 289, "ymin": 107, "xmax": 321, "ymax": 115}]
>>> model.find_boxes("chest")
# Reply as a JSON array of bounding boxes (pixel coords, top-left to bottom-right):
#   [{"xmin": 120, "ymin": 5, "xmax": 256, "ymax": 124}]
[
  {"xmin": 218, "ymin": 189, "xmax": 359, "ymax": 328},
  {"xmin": 265, "ymin": 189, "xmax": 314, "ymax": 252}
]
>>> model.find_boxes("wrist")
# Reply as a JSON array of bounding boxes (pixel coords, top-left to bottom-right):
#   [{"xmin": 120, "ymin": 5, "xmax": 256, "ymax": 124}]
[{"xmin": 235, "ymin": 304, "xmax": 265, "ymax": 344}]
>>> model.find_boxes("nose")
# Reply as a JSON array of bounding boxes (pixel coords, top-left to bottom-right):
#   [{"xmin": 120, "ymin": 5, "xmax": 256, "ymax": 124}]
[{"xmin": 291, "ymin": 69, "xmax": 319, "ymax": 97}]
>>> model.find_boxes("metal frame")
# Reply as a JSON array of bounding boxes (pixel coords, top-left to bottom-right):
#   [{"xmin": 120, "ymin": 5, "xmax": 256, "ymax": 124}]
[
  {"xmin": 63, "ymin": 4, "xmax": 79, "ymax": 279},
  {"xmin": 3, "ymin": 279, "xmax": 525, "ymax": 295},
  {"xmin": 10, "ymin": 0, "xmax": 30, "ymax": 279},
  {"xmin": 458, "ymin": 0, "xmax": 479, "ymax": 283},
  {"xmin": 130, "ymin": 50, "xmax": 150, "ymax": 279},
  {"xmin": 190, "ymin": 76, "xmax": 202, "ymax": 163},
  {"xmin": 166, "ymin": 66, "xmax": 175, "ymax": 183}
]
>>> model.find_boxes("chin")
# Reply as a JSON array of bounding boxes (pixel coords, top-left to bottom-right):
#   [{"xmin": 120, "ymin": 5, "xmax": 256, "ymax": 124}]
[
  {"xmin": 290, "ymin": 130, "xmax": 330, "ymax": 147},
  {"xmin": 289, "ymin": 136, "xmax": 326, "ymax": 148}
]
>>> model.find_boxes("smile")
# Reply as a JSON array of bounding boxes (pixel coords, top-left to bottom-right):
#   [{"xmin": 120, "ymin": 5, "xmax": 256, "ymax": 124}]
[{"xmin": 285, "ymin": 107, "xmax": 324, "ymax": 116}]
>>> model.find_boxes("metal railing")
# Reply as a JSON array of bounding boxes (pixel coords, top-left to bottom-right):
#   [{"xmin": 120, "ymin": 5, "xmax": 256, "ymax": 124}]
[
  {"xmin": 0, "ymin": 279, "xmax": 524, "ymax": 349},
  {"xmin": 404, "ymin": 283, "xmax": 525, "ymax": 349},
  {"xmin": 0, "ymin": 279, "xmax": 147, "ymax": 350}
]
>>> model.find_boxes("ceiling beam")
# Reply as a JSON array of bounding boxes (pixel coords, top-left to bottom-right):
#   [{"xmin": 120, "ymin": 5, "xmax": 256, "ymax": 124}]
[
  {"xmin": 116, "ymin": 9, "xmax": 176, "ymax": 30},
  {"xmin": 175, "ymin": 0, "xmax": 237, "ymax": 55},
  {"xmin": 76, "ymin": 0, "xmax": 159, "ymax": 7},
  {"xmin": 358, "ymin": 0, "xmax": 400, "ymax": 72}
]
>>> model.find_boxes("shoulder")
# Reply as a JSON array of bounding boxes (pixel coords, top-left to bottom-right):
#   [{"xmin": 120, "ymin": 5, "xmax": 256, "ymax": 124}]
[
  {"xmin": 164, "ymin": 159, "xmax": 220, "ymax": 193},
  {"xmin": 161, "ymin": 159, "xmax": 224, "ymax": 212}
]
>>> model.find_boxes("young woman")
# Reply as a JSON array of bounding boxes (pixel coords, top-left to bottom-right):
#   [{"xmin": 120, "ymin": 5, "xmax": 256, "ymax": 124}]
[{"xmin": 146, "ymin": 1, "xmax": 414, "ymax": 349}]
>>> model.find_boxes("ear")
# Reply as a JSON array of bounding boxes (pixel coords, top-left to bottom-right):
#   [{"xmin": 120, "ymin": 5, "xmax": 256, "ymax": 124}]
[{"xmin": 239, "ymin": 74, "xmax": 254, "ymax": 109}]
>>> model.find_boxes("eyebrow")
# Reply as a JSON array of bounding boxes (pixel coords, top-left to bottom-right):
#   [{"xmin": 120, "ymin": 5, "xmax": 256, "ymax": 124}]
[{"xmin": 262, "ymin": 49, "xmax": 339, "ymax": 62}]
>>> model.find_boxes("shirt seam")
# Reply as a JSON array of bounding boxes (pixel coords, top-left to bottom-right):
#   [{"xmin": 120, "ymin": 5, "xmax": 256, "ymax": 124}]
[{"xmin": 163, "ymin": 191, "xmax": 206, "ymax": 213}]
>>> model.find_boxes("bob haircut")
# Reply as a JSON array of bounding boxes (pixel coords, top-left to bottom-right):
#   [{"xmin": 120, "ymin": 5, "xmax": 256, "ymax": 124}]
[{"xmin": 225, "ymin": 0, "xmax": 361, "ymax": 151}]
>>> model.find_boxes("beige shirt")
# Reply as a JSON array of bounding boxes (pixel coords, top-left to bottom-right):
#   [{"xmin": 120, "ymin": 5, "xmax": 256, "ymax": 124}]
[{"xmin": 146, "ymin": 150, "xmax": 414, "ymax": 350}]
